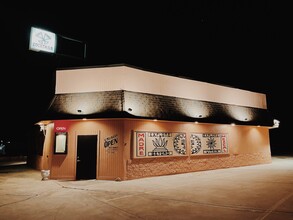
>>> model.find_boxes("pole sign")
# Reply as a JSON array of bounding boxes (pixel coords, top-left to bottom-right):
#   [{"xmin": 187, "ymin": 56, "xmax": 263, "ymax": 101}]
[{"xmin": 29, "ymin": 27, "xmax": 57, "ymax": 53}]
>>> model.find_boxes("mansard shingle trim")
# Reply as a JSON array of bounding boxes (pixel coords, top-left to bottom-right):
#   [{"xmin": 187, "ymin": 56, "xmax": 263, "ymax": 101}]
[{"xmin": 43, "ymin": 90, "xmax": 274, "ymax": 126}]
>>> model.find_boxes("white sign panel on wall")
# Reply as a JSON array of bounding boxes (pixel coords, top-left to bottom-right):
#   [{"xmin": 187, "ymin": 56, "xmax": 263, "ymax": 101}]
[
  {"xmin": 29, "ymin": 27, "xmax": 57, "ymax": 53},
  {"xmin": 134, "ymin": 131, "xmax": 187, "ymax": 158},
  {"xmin": 190, "ymin": 133, "xmax": 228, "ymax": 155},
  {"xmin": 133, "ymin": 131, "xmax": 228, "ymax": 158}
]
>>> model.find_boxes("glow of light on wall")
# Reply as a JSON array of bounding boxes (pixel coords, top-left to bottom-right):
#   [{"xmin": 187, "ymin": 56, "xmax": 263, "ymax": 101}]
[
  {"xmin": 70, "ymin": 102, "xmax": 94, "ymax": 114},
  {"xmin": 227, "ymin": 105, "xmax": 254, "ymax": 122},
  {"xmin": 124, "ymin": 99, "xmax": 149, "ymax": 117},
  {"xmin": 175, "ymin": 99, "xmax": 211, "ymax": 118},
  {"xmin": 247, "ymin": 126, "xmax": 267, "ymax": 146},
  {"xmin": 64, "ymin": 97, "xmax": 104, "ymax": 115}
]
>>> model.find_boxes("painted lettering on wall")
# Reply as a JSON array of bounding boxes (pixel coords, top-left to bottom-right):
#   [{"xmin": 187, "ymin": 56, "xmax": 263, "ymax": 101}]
[
  {"xmin": 134, "ymin": 131, "xmax": 186, "ymax": 158},
  {"xmin": 136, "ymin": 132, "xmax": 146, "ymax": 157},
  {"xmin": 190, "ymin": 133, "xmax": 228, "ymax": 155},
  {"xmin": 221, "ymin": 135, "xmax": 228, "ymax": 153},
  {"xmin": 190, "ymin": 134, "xmax": 202, "ymax": 154},
  {"xmin": 173, "ymin": 133, "xmax": 186, "ymax": 155}
]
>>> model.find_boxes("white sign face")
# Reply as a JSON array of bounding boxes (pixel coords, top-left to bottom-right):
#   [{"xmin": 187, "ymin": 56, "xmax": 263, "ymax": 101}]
[
  {"xmin": 29, "ymin": 27, "xmax": 56, "ymax": 53},
  {"xmin": 133, "ymin": 131, "xmax": 187, "ymax": 158},
  {"xmin": 133, "ymin": 131, "xmax": 229, "ymax": 158},
  {"xmin": 190, "ymin": 133, "xmax": 228, "ymax": 155}
]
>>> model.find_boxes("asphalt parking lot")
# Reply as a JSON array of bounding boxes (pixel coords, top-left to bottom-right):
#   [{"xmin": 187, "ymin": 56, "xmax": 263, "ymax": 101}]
[{"xmin": 0, "ymin": 156, "xmax": 293, "ymax": 220}]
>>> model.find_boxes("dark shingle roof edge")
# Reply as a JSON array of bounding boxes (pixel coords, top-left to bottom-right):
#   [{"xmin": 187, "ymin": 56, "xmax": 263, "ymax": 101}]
[{"xmin": 41, "ymin": 90, "xmax": 274, "ymax": 127}]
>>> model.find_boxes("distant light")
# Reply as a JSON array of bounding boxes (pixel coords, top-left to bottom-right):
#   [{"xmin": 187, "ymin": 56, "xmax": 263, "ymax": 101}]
[
  {"xmin": 231, "ymin": 123, "xmax": 236, "ymax": 126},
  {"xmin": 29, "ymin": 27, "xmax": 57, "ymax": 53}
]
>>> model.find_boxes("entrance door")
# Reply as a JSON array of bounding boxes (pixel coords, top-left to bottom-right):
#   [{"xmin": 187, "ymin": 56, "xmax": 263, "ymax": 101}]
[{"xmin": 76, "ymin": 135, "xmax": 98, "ymax": 180}]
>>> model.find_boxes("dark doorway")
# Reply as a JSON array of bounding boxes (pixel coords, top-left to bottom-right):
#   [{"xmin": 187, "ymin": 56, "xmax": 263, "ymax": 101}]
[{"xmin": 76, "ymin": 135, "xmax": 98, "ymax": 180}]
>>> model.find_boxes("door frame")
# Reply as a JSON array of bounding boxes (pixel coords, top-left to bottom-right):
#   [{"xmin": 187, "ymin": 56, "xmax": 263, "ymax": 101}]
[{"xmin": 75, "ymin": 131, "xmax": 99, "ymax": 180}]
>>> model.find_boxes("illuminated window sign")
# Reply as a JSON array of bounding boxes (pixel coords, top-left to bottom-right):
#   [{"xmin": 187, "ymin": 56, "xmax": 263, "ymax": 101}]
[{"xmin": 29, "ymin": 27, "xmax": 57, "ymax": 53}]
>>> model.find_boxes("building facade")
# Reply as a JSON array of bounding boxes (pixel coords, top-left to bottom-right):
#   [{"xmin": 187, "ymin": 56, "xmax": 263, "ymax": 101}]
[{"xmin": 30, "ymin": 64, "xmax": 276, "ymax": 181}]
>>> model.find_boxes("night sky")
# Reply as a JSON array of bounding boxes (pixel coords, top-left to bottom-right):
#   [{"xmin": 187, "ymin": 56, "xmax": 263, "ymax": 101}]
[{"xmin": 1, "ymin": 2, "xmax": 291, "ymax": 155}]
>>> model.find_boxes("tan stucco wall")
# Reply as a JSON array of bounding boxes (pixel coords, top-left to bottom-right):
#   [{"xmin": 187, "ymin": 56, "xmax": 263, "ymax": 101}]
[
  {"xmin": 40, "ymin": 119, "xmax": 271, "ymax": 181},
  {"xmin": 55, "ymin": 66, "xmax": 267, "ymax": 109},
  {"xmin": 123, "ymin": 120, "xmax": 271, "ymax": 180},
  {"xmin": 48, "ymin": 120, "xmax": 124, "ymax": 180}
]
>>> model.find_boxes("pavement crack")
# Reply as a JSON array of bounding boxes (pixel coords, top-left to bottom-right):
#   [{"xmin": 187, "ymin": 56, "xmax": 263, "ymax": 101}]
[
  {"xmin": 255, "ymin": 191, "xmax": 293, "ymax": 220},
  {"xmin": 89, "ymin": 193, "xmax": 146, "ymax": 219},
  {"xmin": 0, "ymin": 193, "xmax": 39, "ymax": 207}
]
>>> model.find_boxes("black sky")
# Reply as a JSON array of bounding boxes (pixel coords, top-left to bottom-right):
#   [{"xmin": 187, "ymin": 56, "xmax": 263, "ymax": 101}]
[{"xmin": 1, "ymin": 2, "xmax": 291, "ymax": 154}]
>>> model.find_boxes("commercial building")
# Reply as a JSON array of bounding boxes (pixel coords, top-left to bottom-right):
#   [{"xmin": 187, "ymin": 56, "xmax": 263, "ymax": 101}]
[{"xmin": 29, "ymin": 64, "xmax": 278, "ymax": 180}]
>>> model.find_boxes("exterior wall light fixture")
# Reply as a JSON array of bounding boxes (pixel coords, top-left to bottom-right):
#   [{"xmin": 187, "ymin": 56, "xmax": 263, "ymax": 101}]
[{"xmin": 40, "ymin": 124, "xmax": 47, "ymax": 136}]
